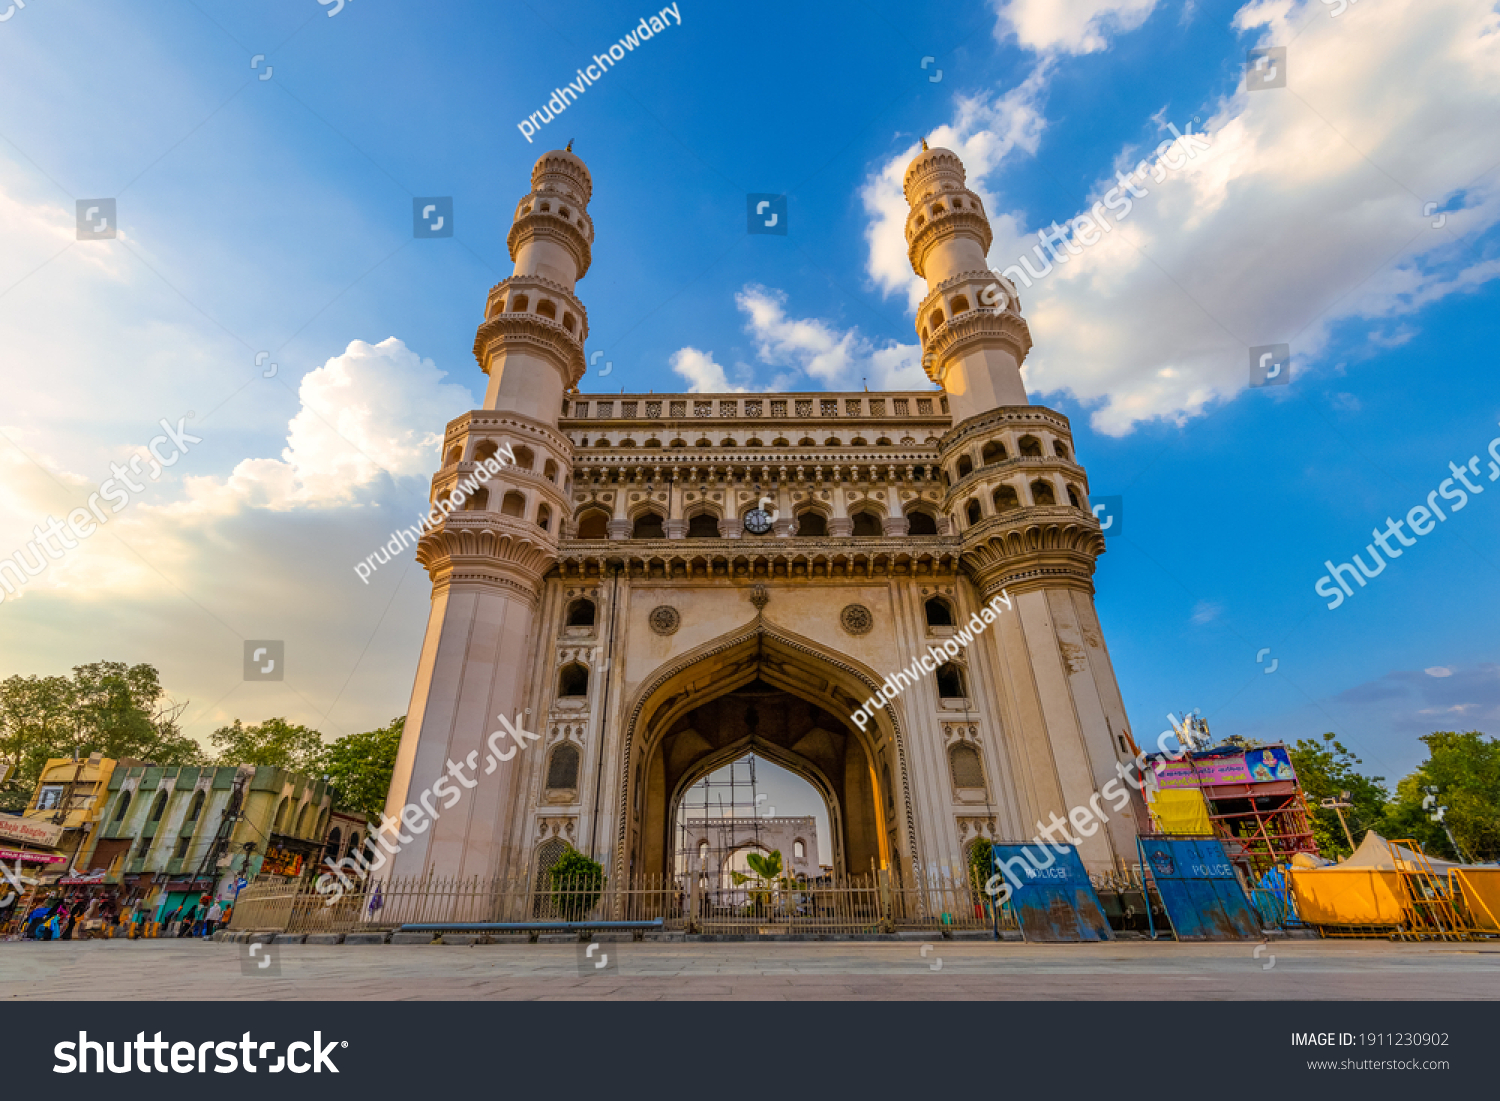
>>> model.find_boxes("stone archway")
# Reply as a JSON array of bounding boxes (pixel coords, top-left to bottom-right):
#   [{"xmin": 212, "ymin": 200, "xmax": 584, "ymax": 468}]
[{"xmin": 614, "ymin": 622, "xmax": 919, "ymax": 883}]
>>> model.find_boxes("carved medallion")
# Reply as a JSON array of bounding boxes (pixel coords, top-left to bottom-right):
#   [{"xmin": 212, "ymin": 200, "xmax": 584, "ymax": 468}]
[
  {"xmin": 841, "ymin": 604, "xmax": 873, "ymax": 635},
  {"xmin": 649, "ymin": 605, "xmax": 680, "ymax": 636}
]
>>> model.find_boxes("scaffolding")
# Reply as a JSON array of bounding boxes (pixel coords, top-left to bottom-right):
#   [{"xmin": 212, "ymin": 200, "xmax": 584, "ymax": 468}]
[{"xmin": 673, "ymin": 754, "xmax": 767, "ymax": 891}]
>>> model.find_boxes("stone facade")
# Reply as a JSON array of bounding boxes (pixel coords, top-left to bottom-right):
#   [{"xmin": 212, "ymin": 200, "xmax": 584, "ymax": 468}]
[{"xmin": 383, "ymin": 145, "xmax": 1145, "ymax": 890}]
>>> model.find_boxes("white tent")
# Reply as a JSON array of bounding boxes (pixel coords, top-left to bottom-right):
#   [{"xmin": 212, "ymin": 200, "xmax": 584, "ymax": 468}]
[{"xmin": 1340, "ymin": 830, "xmax": 1466, "ymax": 872}]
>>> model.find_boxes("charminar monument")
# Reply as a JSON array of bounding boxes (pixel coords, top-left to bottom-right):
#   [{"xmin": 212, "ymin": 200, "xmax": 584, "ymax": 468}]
[{"xmin": 381, "ymin": 144, "xmax": 1144, "ymax": 889}]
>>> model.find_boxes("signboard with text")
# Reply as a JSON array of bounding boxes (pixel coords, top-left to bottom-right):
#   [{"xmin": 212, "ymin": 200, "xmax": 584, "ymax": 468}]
[
  {"xmin": 0, "ymin": 816, "xmax": 64, "ymax": 848},
  {"xmin": 0, "ymin": 847, "xmax": 67, "ymax": 865},
  {"xmin": 1153, "ymin": 745, "xmax": 1296, "ymax": 789}
]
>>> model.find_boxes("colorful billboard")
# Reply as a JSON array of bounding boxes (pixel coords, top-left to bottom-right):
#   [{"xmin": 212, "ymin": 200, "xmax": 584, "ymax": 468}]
[{"xmin": 1153, "ymin": 744, "xmax": 1296, "ymax": 789}]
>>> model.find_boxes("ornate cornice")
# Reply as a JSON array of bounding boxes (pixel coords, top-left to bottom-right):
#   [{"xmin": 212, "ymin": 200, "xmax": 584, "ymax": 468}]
[
  {"xmin": 472, "ymin": 312, "xmax": 587, "ymax": 389},
  {"xmin": 916, "ymin": 269, "xmax": 1021, "ymax": 323},
  {"xmin": 906, "ymin": 207, "xmax": 994, "ymax": 279},
  {"xmin": 552, "ymin": 540, "xmax": 961, "ymax": 580},
  {"xmin": 506, "ymin": 211, "xmax": 593, "ymax": 280},
  {"xmin": 940, "ymin": 405, "xmax": 1072, "ymax": 453},
  {"xmin": 484, "ymin": 274, "xmax": 590, "ymax": 331},
  {"xmin": 959, "ymin": 510, "xmax": 1105, "ymax": 597},
  {"xmin": 416, "ymin": 516, "xmax": 558, "ymax": 589},
  {"xmin": 921, "ymin": 309, "xmax": 1032, "ymax": 382}
]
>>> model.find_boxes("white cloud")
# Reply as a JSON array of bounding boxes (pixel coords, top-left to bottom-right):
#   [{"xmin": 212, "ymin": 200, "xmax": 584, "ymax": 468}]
[
  {"xmin": 863, "ymin": 0, "xmax": 1500, "ymax": 435},
  {"xmin": 667, "ymin": 286, "xmax": 931, "ymax": 394},
  {"xmin": 1425, "ymin": 667, "xmax": 1453, "ymax": 678},
  {"xmin": 172, "ymin": 337, "xmax": 472, "ymax": 515},
  {"xmin": 993, "ymin": 0, "xmax": 1159, "ymax": 54},
  {"xmin": 669, "ymin": 347, "xmax": 748, "ymax": 393},
  {"xmin": 1190, "ymin": 599, "xmax": 1223, "ymax": 624}
]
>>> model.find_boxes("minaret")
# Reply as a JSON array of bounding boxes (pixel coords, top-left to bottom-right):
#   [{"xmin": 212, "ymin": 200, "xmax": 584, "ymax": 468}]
[
  {"xmin": 379, "ymin": 149, "xmax": 591, "ymax": 879},
  {"xmin": 904, "ymin": 143, "xmax": 1142, "ymax": 872}
]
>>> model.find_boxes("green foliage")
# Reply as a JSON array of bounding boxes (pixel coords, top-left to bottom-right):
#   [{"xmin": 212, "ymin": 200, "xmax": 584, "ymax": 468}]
[
  {"xmin": 1286, "ymin": 734, "xmax": 1389, "ymax": 859},
  {"xmin": 967, "ymin": 838, "xmax": 993, "ymax": 889},
  {"xmin": 209, "ymin": 717, "xmax": 324, "ymax": 772},
  {"xmin": 744, "ymin": 849, "xmax": 782, "ymax": 881},
  {"xmin": 317, "ymin": 717, "xmax": 403, "ymax": 819},
  {"xmin": 1382, "ymin": 732, "xmax": 1500, "ymax": 862},
  {"xmin": 548, "ymin": 847, "xmax": 604, "ymax": 919},
  {"xmin": 0, "ymin": 662, "xmax": 202, "ymax": 812}
]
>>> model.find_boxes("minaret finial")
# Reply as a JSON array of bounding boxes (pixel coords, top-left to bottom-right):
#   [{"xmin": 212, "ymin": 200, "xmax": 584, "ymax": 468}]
[
  {"xmin": 566, "ymin": 139, "xmax": 574, "ymax": 152},
  {"xmin": 921, "ymin": 137, "xmax": 928, "ymax": 152}
]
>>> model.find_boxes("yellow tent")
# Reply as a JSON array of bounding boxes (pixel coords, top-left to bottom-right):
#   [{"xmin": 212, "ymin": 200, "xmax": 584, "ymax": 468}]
[{"xmin": 1147, "ymin": 788, "xmax": 1212, "ymax": 835}]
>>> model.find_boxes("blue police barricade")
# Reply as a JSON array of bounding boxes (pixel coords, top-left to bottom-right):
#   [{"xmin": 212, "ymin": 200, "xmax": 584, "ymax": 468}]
[
  {"xmin": 1137, "ymin": 836, "xmax": 1263, "ymax": 940},
  {"xmin": 991, "ymin": 842, "xmax": 1111, "ymax": 942}
]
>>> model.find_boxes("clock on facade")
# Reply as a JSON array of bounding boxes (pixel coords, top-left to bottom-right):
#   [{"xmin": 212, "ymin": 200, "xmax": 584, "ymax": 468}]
[{"xmin": 742, "ymin": 507, "xmax": 773, "ymax": 535}]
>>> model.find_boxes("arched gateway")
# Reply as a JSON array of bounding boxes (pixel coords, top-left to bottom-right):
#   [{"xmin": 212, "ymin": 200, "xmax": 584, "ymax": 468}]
[
  {"xmin": 378, "ymin": 145, "xmax": 1145, "ymax": 892},
  {"xmin": 617, "ymin": 619, "xmax": 913, "ymax": 881}
]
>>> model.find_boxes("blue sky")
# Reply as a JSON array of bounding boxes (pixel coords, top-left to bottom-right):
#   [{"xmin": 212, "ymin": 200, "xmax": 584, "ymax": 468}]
[{"xmin": 1, "ymin": 0, "xmax": 1497, "ymax": 811}]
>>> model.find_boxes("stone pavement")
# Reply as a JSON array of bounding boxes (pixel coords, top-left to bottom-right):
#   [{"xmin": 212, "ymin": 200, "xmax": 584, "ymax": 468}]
[{"xmin": 3, "ymin": 938, "xmax": 1499, "ymax": 1000}]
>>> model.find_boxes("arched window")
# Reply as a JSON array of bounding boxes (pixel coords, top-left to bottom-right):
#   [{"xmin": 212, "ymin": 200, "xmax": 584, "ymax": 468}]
[
  {"xmin": 850, "ymin": 510, "xmax": 883, "ymax": 537},
  {"xmin": 793, "ymin": 839, "xmax": 805, "ymax": 859},
  {"xmin": 744, "ymin": 438, "xmax": 762, "ymax": 447},
  {"xmin": 795, "ymin": 510, "xmax": 827, "ymax": 536},
  {"xmin": 566, "ymin": 597, "xmax": 596, "ymax": 627},
  {"xmin": 696, "ymin": 438, "xmax": 712, "ymax": 447},
  {"xmin": 849, "ymin": 437, "xmax": 867, "ymax": 446},
  {"xmin": 1066, "ymin": 485, "xmax": 1081, "ymax": 508},
  {"xmin": 697, "ymin": 839, "xmax": 710, "ymax": 866},
  {"xmin": 536, "ymin": 300, "xmax": 557, "ymax": 320},
  {"xmin": 907, "ymin": 509, "xmax": 938, "ymax": 535},
  {"xmin": 949, "ymin": 743, "xmax": 985, "ymax": 789},
  {"xmin": 150, "ymin": 791, "xmax": 168, "ymax": 822},
  {"xmin": 824, "ymin": 437, "xmax": 842, "ymax": 446},
  {"xmin": 348, "ymin": 832, "xmax": 361, "ymax": 857},
  {"xmin": 772, "ymin": 437, "xmax": 790, "ymax": 447},
  {"xmin": 445, "ymin": 445, "xmax": 462, "ymax": 466},
  {"xmin": 720, "ymin": 438, "xmax": 736, "ymax": 447},
  {"xmin": 272, "ymin": 797, "xmax": 289, "ymax": 832},
  {"xmin": 686, "ymin": 512, "xmax": 720, "ymax": 538},
  {"xmin": 671, "ymin": 438, "xmax": 687, "ymax": 448},
  {"xmin": 928, "ymin": 308, "xmax": 945, "ymax": 330},
  {"xmin": 465, "ymin": 487, "xmax": 490, "ymax": 511},
  {"xmin": 798, "ymin": 437, "xmax": 815, "ymax": 446},
  {"xmin": 544, "ymin": 459, "xmax": 558, "ymax": 482},
  {"xmin": 1054, "ymin": 440, "xmax": 1070, "ymax": 460},
  {"xmin": 187, "ymin": 790, "xmax": 205, "ymax": 822},
  {"xmin": 924, "ymin": 597, "xmax": 954, "ymax": 627},
  {"xmin": 645, "ymin": 438, "xmax": 662, "ymax": 448},
  {"xmin": 325, "ymin": 826, "xmax": 342, "ymax": 859},
  {"xmin": 876, "ymin": 437, "xmax": 892, "ymax": 446},
  {"xmin": 576, "ymin": 509, "xmax": 609, "ymax": 540},
  {"xmin": 1030, "ymin": 480, "xmax": 1057, "ymax": 506},
  {"xmin": 981, "ymin": 440, "xmax": 1006, "ymax": 465},
  {"xmin": 510, "ymin": 295, "xmax": 529, "ymax": 312},
  {"xmin": 993, "ymin": 485, "xmax": 1020, "ymax": 512},
  {"xmin": 1019, "ymin": 435, "xmax": 1042, "ymax": 457},
  {"xmin": 632, "ymin": 511, "xmax": 665, "ymax": 539},
  {"xmin": 294, "ymin": 803, "xmax": 310, "ymax": 836},
  {"xmin": 558, "ymin": 663, "xmax": 589, "ymax": 698},
  {"xmin": 501, "ymin": 491, "xmax": 526, "ymax": 517},
  {"xmin": 956, "ymin": 455, "xmax": 973, "ymax": 479},
  {"xmin": 562, "ymin": 311, "xmax": 576, "ymax": 332},
  {"xmin": 950, "ymin": 295, "xmax": 970, "ymax": 315},
  {"xmin": 965, "ymin": 499, "xmax": 982, "ymax": 525},
  {"xmin": 935, "ymin": 663, "xmax": 967, "ymax": 700},
  {"xmin": 545, "ymin": 744, "xmax": 581, "ymax": 791},
  {"xmin": 514, "ymin": 447, "xmax": 535, "ymax": 471},
  {"xmin": 537, "ymin": 504, "xmax": 551, "ymax": 531},
  {"xmin": 114, "ymin": 789, "xmax": 132, "ymax": 822},
  {"xmin": 473, "ymin": 440, "xmax": 499, "ymax": 465}
]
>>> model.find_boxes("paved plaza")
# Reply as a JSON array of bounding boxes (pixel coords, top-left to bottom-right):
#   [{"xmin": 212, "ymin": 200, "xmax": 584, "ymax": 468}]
[{"xmin": 2, "ymin": 938, "xmax": 1497, "ymax": 1000}]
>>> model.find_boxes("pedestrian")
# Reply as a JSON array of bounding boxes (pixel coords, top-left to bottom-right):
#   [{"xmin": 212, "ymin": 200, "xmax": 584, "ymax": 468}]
[
  {"xmin": 178, "ymin": 904, "xmax": 195, "ymax": 939},
  {"xmin": 203, "ymin": 899, "xmax": 223, "ymax": 937}
]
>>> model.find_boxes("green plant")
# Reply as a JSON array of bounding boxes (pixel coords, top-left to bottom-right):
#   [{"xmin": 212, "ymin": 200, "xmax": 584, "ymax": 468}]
[{"xmin": 548, "ymin": 847, "xmax": 604, "ymax": 919}]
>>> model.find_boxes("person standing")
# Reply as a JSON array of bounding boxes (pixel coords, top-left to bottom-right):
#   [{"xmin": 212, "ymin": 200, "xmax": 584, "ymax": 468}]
[{"xmin": 203, "ymin": 899, "xmax": 222, "ymax": 937}]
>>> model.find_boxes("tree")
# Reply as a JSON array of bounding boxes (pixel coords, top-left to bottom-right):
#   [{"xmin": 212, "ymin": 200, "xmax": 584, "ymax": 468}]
[
  {"xmin": 0, "ymin": 662, "xmax": 202, "ymax": 812},
  {"xmin": 318, "ymin": 717, "xmax": 403, "ymax": 819},
  {"xmin": 1382, "ymin": 732, "xmax": 1500, "ymax": 862},
  {"xmin": 1286, "ymin": 734, "xmax": 1389, "ymax": 859},
  {"xmin": 210, "ymin": 717, "xmax": 324, "ymax": 772},
  {"xmin": 548, "ymin": 847, "xmax": 604, "ymax": 919}
]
